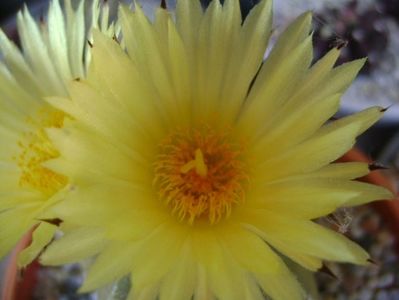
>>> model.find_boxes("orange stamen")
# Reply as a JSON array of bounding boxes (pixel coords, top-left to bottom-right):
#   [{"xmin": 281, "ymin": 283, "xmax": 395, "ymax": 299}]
[{"xmin": 154, "ymin": 127, "xmax": 247, "ymax": 224}]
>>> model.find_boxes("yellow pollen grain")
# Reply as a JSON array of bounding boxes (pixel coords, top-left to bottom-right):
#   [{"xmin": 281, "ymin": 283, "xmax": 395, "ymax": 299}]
[
  {"xmin": 154, "ymin": 127, "xmax": 247, "ymax": 224},
  {"xmin": 15, "ymin": 108, "xmax": 67, "ymax": 196}
]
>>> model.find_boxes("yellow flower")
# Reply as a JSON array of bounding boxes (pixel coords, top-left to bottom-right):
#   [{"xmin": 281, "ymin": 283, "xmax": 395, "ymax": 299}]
[
  {"xmin": 0, "ymin": 0, "xmax": 117, "ymax": 266},
  {"xmin": 41, "ymin": 1, "xmax": 392, "ymax": 299}
]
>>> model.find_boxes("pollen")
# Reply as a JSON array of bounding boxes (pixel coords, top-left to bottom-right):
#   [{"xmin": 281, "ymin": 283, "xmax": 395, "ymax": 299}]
[
  {"xmin": 14, "ymin": 109, "xmax": 67, "ymax": 196},
  {"xmin": 154, "ymin": 127, "xmax": 248, "ymax": 224}
]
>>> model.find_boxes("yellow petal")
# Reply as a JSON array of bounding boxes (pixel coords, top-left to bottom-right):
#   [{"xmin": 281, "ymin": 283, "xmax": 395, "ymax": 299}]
[
  {"xmin": 159, "ymin": 241, "xmax": 197, "ymax": 300},
  {"xmin": 130, "ymin": 222, "xmax": 188, "ymax": 292},
  {"xmin": 40, "ymin": 226, "xmax": 105, "ymax": 265},
  {"xmin": 244, "ymin": 210, "xmax": 370, "ymax": 264},
  {"xmin": 127, "ymin": 281, "xmax": 159, "ymax": 300},
  {"xmin": 220, "ymin": 0, "xmax": 273, "ymax": 124},
  {"xmin": 191, "ymin": 229, "xmax": 247, "ymax": 300},
  {"xmin": 248, "ymin": 177, "xmax": 391, "ymax": 218},
  {"xmin": 17, "ymin": 6, "xmax": 66, "ymax": 95},
  {"xmin": 254, "ymin": 270, "xmax": 304, "ymax": 300},
  {"xmin": 248, "ymin": 178, "xmax": 359, "ymax": 219},
  {"xmin": 287, "ymin": 162, "xmax": 370, "ymax": 180},
  {"xmin": 18, "ymin": 222, "xmax": 56, "ymax": 267},
  {"xmin": 252, "ymin": 122, "xmax": 361, "ymax": 182},
  {"xmin": 252, "ymin": 93, "xmax": 341, "ymax": 157},
  {"xmin": 319, "ymin": 106, "xmax": 383, "ymax": 137},
  {"xmin": 237, "ymin": 34, "xmax": 313, "ymax": 138},
  {"xmin": 80, "ymin": 241, "xmax": 137, "ymax": 292},
  {"xmin": 218, "ymin": 224, "xmax": 281, "ymax": 274},
  {"xmin": 0, "ymin": 207, "xmax": 36, "ymax": 259}
]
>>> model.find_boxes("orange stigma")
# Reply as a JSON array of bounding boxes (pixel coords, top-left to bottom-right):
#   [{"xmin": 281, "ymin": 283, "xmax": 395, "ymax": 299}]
[{"xmin": 154, "ymin": 127, "xmax": 247, "ymax": 224}]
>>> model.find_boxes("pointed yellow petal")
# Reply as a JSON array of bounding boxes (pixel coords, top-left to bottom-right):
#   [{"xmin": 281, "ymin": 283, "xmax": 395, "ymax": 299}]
[
  {"xmin": 220, "ymin": 0, "xmax": 273, "ymax": 124},
  {"xmin": 175, "ymin": 0, "xmax": 202, "ymax": 52},
  {"xmin": 237, "ymin": 34, "xmax": 313, "ymax": 137},
  {"xmin": 244, "ymin": 210, "xmax": 370, "ymax": 264},
  {"xmin": 130, "ymin": 223, "xmax": 187, "ymax": 291},
  {"xmin": 219, "ymin": 224, "xmax": 281, "ymax": 274},
  {"xmin": 0, "ymin": 207, "xmax": 36, "ymax": 260},
  {"xmin": 18, "ymin": 222, "xmax": 55, "ymax": 267},
  {"xmin": 342, "ymin": 181, "xmax": 393, "ymax": 206},
  {"xmin": 290, "ymin": 162, "xmax": 370, "ymax": 180},
  {"xmin": 248, "ymin": 178, "xmax": 359, "ymax": 218},
  {"xmin": 40, "ymin": 226, "xmax": 105, "ymax": 265},
  {"xmin": 46, "ymin": 0, "xmax": 73, "ymax": 82},
  {"xmin": 192, "ymin": 229, "xmax": 247, "ymax": 300},
  {"xmin": 320, "ymin": 106, "xmax": 383, "ymax": 137},
  {"xmin": 254, "ymin": 270, "xmax": 304, "ymax": 300},
  {"xmin": 159, "ymin": 241, "xmax": 196, "ymax": 300},
  {"xmin": 80, "ymin": 241, "xmax": 137, "ymax": 292},
  {"xmin": 64, "ymin": 0, "xmax": 86, "ymax": 77},
  {"xmin": 17, "ymin": 7, "xmax": 66, "ymax": 94},
  {"xmin": 252, "ymin": 93, "xmax": 341, "ymax": 156},
  {"xmin": 244, "ymin": 11, "xmax": 312, "ymax": 107},
  {"xmin": 253, "ymin": 122, "xmax": 361, "ymax": 182},
  {"xmin": 127, "ymin": 280, "xmax": 159, "ymax": 300}
]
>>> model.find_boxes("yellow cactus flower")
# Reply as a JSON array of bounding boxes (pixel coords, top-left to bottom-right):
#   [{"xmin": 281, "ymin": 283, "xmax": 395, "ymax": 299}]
[
  {"xmin": 40, "ymin": 0, "xmax": 392, "ymax": 299},
  {"xmin": 0, "ymin": 0, "xmax": 118, "ymax": 266}
]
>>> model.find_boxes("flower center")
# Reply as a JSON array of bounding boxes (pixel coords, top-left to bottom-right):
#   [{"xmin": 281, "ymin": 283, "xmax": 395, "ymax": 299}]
[
  {"xmin": 154, "ymin": 127, "xmax": 247, "ymax": 224},
  {"xmin": 14, "ymin": 108, "xmax": 67, "ymax": 196}
]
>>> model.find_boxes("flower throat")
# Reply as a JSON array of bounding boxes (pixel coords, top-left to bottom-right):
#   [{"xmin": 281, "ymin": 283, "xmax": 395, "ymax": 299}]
[{"xmin": 154, "ymin": 127, "xmax": 247, "ymax": 224}]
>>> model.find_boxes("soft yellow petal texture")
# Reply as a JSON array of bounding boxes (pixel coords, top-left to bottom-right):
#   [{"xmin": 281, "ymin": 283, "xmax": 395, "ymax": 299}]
[
  {"xmin": 287, "ymin": 162, "xmax": 370, "ymax": 180},
  {"xmin": 64, "ymin": 0, "xmax": 85, "ymax": 77},
  {"xmin": 17, "ymin": 5, "xmax": 70, "ymax": 94},
  {"xmin": 127, "ymin": 223, "xmax": 188, "ymax": 293},
  {"xmin": 18, "ymin": 222, "xmax": 56, "ymax": 267},
  {"xmin": 279, "ymin": 54, "xmax": 364, "ymax": 118},
  {"xmin": 175, "ymin": 0, "xmax": 203, "ymax": 53},
  {"xmin": 79, "ymin": 241, "xmax": 137, "ymax": 293},
  {"xmin": 219, "ymin": 225, "xmax": 307, "ymax": 298},
  {"xmin": 191, "ymin": 230, "xmax": 248, "ymax": 300},
  {"xmin": 87, "ymin": 30, "xmax": 166, "ymax": 142},
  {"xmin": 192, "ymin": 0, "xmax": 242, "ymax": 124},
  {"xmin": 49, "ymin": 185, "xmax": 166, "ymax": 240},
  {"xmin": 0, "ymin": 0, "xmax": 119, "ymax": 264},
  {"xmin": 236, "ymin": 12, "xmax": 312, "ymax": 135},
  {"xmin": 32, "ymin": 1, "xmax": 392, "ymax": 299},
  {"xmin": 40, "ymin": 226, "xmax": 106, "ymax": 265},
  {"xmin": 220, "ymin": 0, "xmax": 273, "ymax": 123},
  {"xmin": 46, "ymin": 0, "xmax": 73, "ymax": 82},
  {"xmin": 243, "ymin": 210, "xmax": 370, "ymax": 264},
  {"xmin": 0, "ymin": 206, "xmax": 37, "ymax": 259},
  {"xmin": 245, "ymin": 60, "xmax": 370, "ymax": 159},
  {"xmin": 252, "ymin": 122, "xmax": 361, "ymax": 182},
  {"xmin": 275, "ymin": 247, "xmax": 322, "ymax": 272},
  {"xmin": 342, "ymin": 180, "xmax": 393, "ymax": 206},
  {"xmin": 0, "ymin": 31, "xmax": 43, "ymax": 97},
  {"xmin": 254, "ymin": 271, "xmax": 304, "ymax": 300},
  {"xmin": 128, "ymin": 282, "xmax": 159, "ymax": 300},
  {"xmin": 250, "ymin": 92, "xmax": 341, "ymax": 156},
  {"xmin": 80, "ymin": 222, "xmax": 187, "ymax": 293},
  {"xmin": 158, "ymin": 241, "xmax": 197, "ymax": 300},
  {"xmin": 193, "ymin": 265, "xmax": 215, "ymax": 300},
  {"xmin": 247, "ymin": 178, "xmax": 391, "ymax": 218},
  {"xmin": 251, "ymin": 106, "xmax": 382, "ymax": 182},
  {"xmin": 218, "ymin": 224, "xmax": 281, "ymax": 274},
  {"xmin": 119, "ymin": 4, "xmax": 182, "ymax": 125},
  {"xmin": 319, "ymin": 106, "xmax": 383, "ymax": 137}
]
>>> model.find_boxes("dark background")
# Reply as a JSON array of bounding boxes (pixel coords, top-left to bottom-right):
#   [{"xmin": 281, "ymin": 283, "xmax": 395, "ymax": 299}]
[{"xmin": 0, "ymin": 0, "xmax": 29, "ymax": 22}]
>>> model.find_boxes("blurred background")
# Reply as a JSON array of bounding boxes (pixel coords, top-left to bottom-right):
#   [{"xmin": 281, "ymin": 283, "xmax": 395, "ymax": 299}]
[{"xmin": 1, "ymin": 0, "xmax": 399, "ymax": 299}]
